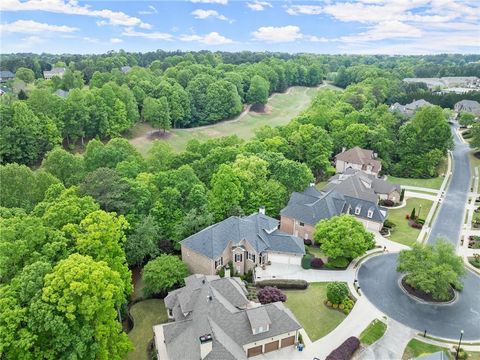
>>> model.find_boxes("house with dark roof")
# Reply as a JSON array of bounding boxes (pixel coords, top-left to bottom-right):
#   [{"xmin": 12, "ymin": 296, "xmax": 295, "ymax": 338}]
[
  {"xmin": 43, "ymin": 67, "xmax": 66, "ymax": 80},
  {"xmin": 280, "ymin": 185, "xmax": 387, "ymax": 239},
  {"xmin": 0, "ymin": 70, "xmax": 14, "ymax": 83},
  {"xmin": 335, "ymin": 146, "xmax": 382, "ymax": 176},
  {"xmin": 389, "ymin": 99, "xmax": 432, "ymax": 117},
  {"xmin": 324, "ymin": 169, "xmax": 401, "ymax": 204},
  {"xmin": 154, "ymin": 274, "xmax": 302, "ymax": 359},
  {"xmin": 455, "ymin": 100, "xmax": 480, "ymax": 116},
  {"xmin": 180, "ymin": 209, "xmax": 305, "ymax": 275},
  {"xmin": 120, "ymin": 66, "xmax": 132, "ymax": 73}
]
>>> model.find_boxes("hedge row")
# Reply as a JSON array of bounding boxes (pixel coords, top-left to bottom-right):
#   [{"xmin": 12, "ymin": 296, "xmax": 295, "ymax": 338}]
[
  {"xmin": 256, "ymin": 279, "xmax": 308, "ymax": 290},
  {"xmin": 325, "ymin": 336, "xmax": 360, "ymax": 360}
]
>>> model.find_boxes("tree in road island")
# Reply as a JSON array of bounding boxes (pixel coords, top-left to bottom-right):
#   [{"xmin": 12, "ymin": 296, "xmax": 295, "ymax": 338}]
[
  {"xmin": 458, "ymin": 112, "xmax": 476, "ymax": 127},
  {"xmin": 313, "ymin": 215, "xmax": 375, "ymax": 265},
  {"xmin": 142, "ymin": 254, "xmax": 189, "ymax": 297},
  {"xmin": 397, "ymin": 239, "xmax": 465, "ymax": 301}
]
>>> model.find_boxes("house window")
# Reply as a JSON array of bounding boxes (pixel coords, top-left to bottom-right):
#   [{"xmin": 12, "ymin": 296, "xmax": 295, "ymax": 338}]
[
  {"xmin": 215, "ymin": 257, "xmax": 223, "ymax": 268},
  {"xmin": 248, "ymin": 253, "xmax": 256, "ymax": 263},
  {"xmin": 235, "ymin": 254, "xmax": 243, "ymax": 262},
  {"xmin": 355, "ymin": 206, "xmax": 361, "ymax": 215},
  {"xmin": 168, "ymin": 308, "xmax": 173, "ymax": 317},
  {"xmin": 299, "ymin": 222, "xmax": 305, "ymax": 227},
  {"xmin": 367, "ymin": 209, "xmax": 374, "ymax": 219}
]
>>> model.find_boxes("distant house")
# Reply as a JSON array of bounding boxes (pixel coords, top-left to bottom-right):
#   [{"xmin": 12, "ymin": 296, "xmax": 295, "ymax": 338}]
[
  {"xmin": 454, "ymin": 100, "xmax": 480, "ymax": 116},
  {"xmin": 0, "ymin": 70, "xmax": 14, "ymax": 83},
  {"xmin": 43, "ymin": 67, "xmax": 66, "ymax": 80},
  {"xmin": 120, "ymin": 66, "xmax": 132, "ymax": 73},
  {"xmin": 280, "ymin": 185, "xmax": 387, "ymax": 237},
  {"xmin": 324, "ymin": 169, "xmax": 401, "ymax": 204},
  {"xmin": 390, "ymin": 99, "xmax": 432, "ymax": 117},
  {"xmin": 335, "ymin": 146, "xmax": 382, "ymax": 176},
  {"xmin": 154, "ymin": 274, "xmax": 302, "ymax": 359},
  {"xmin": 54, "ymin": 89, "xmax": 69, "ymax": 98},
  {"xmin": 180, "ymin": 209, "xmax": 305, "ymax": 275}
]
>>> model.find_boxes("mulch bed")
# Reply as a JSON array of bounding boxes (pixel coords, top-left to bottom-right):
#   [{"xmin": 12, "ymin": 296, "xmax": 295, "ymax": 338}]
[{"xmin": 401, "ymin": 277, "xmax": 454, "ymax": 303}]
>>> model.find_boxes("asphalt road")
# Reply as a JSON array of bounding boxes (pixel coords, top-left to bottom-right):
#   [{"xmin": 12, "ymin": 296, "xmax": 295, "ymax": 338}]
[
  {"xmin": 358, "ymin": 253, "xmax": 480, "ymax": 341},
  {"xmin": 358, "ymin": 123, "xmax": 480, "ymax": 341},
  {"xmin": 428, "ymin": 123, "xmax": 471, "ymax": 245}
]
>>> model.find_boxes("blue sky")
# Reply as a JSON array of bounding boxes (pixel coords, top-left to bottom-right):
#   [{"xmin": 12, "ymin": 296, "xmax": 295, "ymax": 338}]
[{"xmin": 1, "ymin": 0, "xmax": 479, "ymax": 55}]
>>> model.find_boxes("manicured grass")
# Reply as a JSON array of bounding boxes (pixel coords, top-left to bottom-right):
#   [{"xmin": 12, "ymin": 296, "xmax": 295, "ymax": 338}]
[
  {"xmin": 469, "ymin": 150, "xmax": 480, "ymax": 174},
  {"xmin": 127, "ymin": 299, "xmax": 168, "ymax": 360},
  {"xmin": 284, "ymin": 283, "xmax": 347, "ymax": 341},
  {"xmin": 469, "ymin": 352, "xmax": 480, "ymax": 360},
  {"xmin": 359, "ymin": 319, "xmax": 387, "ymax": 346},
  {"xmin": 315, "ymin": 181, "xmax": 329, "ymax": 191},
  {"xmin": 387, "ymin": 158, "xmax": 448, "ymax": 190},
  {"xmin": 402, "ymin": 339, "xmax": 452, "ymax": 360},
  {"xmin": 306, "ymin": 244, "xmax": 324, "ymax": 258},
  {"xmin": 387, "ymin": 198, "xmax": 433, "ymax": 246},
  {"xmin": 129, "ymin": 85, "xmax": 340, "ymax": 154}
]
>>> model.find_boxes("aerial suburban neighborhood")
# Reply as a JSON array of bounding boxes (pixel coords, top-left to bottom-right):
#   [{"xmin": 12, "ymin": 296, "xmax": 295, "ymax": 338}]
[{"xmin": 1, "ymin": 1, "xmax": 480, "ymax": 360}]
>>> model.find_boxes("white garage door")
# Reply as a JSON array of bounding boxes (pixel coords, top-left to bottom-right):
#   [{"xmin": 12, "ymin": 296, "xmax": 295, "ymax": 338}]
[{"xmin": 268, "ymin": 253, "xmax": 301, "ymax": 265}]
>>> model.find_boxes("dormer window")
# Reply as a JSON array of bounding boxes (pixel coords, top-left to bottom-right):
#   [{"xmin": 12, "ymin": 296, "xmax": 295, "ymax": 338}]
[
  {"xmin": 367, "ymin": 209, "xmax": 374, "ymax": 218},
  {"xmin": 299, "ymin": 222, "xmax": 305, "ymax": 227},
  {"xmin": 355, "ymin": 205, "xmax": 361, "ymax": 215},
  {"xmin": 214, "ymin": 257, "xmax": 223, "ymax": 268}
]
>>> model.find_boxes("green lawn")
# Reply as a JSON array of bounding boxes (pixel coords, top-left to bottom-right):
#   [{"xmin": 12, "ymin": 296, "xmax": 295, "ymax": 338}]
[
  {"xmin": 470, "ymin": 149, "xmax": 480, "ymax": 174},
  {"xmin": 359, "ymin": 319, "xmax": 387, "ymax": 346},
  {"xmin": 284, "ymin": 283, "xmax": 347, "ymax": 341},
  {"xmin": 387, "ymin": 158, "xmax": 448, "ymax": 190},
  {"xmin": 387, "ymin": 198, "xmax": 433, "ymax": 246},
  {"xmin": 402, "ymin": 339, "xmax": 452, "ymax": 360},
  {"xmin": 126, "ymin": 299, "xmax": 168, "ymax": 360},
  {"xmin": 129, "ymin": 84, "xmax": 340, "ymax": 154},
  {"xmin": 306, "ymin": 244, "xmax": 324, "ymax": 258}
]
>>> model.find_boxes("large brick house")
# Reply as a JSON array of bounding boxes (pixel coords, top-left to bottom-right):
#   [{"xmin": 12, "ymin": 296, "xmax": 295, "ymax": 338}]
[
  {"xmin": 180, "ymin": 210, "xmax": 305, "ymax": 275},
  {"xmin": 280, "ymin": 185, "xmax": 386, "ymax": 238},
  {"xmin": 154, "ymin": 274, "xmax": 303, "ymax": 359},
  {"xmin": 334, "ymin": 146, "xmax": 382, "ymax": 176}
]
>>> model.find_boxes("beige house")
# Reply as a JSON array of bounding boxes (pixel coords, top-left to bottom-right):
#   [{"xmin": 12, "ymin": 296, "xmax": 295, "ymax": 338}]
[
  {"xmin": 154, "ymin": 274, "xmax": 303, "ymax": 359},
  {"xmin": 180, "ymin": 210, "xmax": 305, "ymax": 276},
  {"xmin": 335, "ymin": 147, "xmax": 382, "ymax": 176},
  {"xmin": 43, "ymin": 67, "xmax": 66, "ymax": 80}
]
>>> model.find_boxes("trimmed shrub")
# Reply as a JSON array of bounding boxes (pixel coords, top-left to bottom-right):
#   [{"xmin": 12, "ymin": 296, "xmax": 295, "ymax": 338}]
[
  {"xmin": 310, "ymin": 257, "xmax": 324, "ymax": 269},
  {"xmin": 380, "ymin": 199, "xmax": 394, "ymax": 207},
  {"xmin": 416, "ymin": 218, "xmax": 425, "ymax": 225},
  {"xmin": 304, "ymin": 239, "xmax": 313, "ymax": 246},
  {"xmin": 327, "ymin": 282, "xmax": 349, "ymax": 304},
  {"xmin": 326, "ymin": 300, "xmax": 332, "ymax": 307},
  {"xmin": 339, "ymin": 304, "xmax": 345, "ymax": 310},
  {"xmin": 256, "ymin": 279, "xmax": 308, "ymax": 290},
  {"xmin": 327, "ymin": 257, "xmax": 350, "ymax": 269},
  {"xmin": 326, "ymin": 336, "xmax": 360, "ymax": 360},
  {"xmin": 332, "ymin": 303, "xmax": 338, "ymax": 309},
  {"xmin": 257, "ymin": 286, "xmax": 287, "ymax": 304},
  {"xmin": 383, "ymin": 219, "xmax": 396, "ymax": 229},
  {"xmin": 343, "ymin": 309, "xmax": 349, "ymax": 315},
  {"xmin": 302, "ymin": 254, "xmax": 312, "ymax": 269},
  {"xmin": 400, "ymin": 188, "xmax": 405, "ymax": 202}
]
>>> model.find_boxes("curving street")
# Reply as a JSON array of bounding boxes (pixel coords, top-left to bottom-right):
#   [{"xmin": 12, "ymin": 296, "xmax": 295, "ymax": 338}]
[
  {"xmin": 358, "ymin": 253, "xmax": 480, "ymax": 341},
  {"xmin": 358, "ymin": 123, "xmax": 480, "ymax": 341},
  {"xmin": 428, "ymin": 123, "xmax": 471, "ymax": 245}
]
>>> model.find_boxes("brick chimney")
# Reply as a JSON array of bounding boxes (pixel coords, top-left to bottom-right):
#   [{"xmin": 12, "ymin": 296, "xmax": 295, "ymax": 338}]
[{"xmin": 199, "ymin": 334, "xmax": 213, "ymax": 360}]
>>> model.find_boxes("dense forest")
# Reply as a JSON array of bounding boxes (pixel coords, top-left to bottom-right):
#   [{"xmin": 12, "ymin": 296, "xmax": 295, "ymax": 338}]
[{"xmin": 0, "ymin": 51, "xmax": 471, "ymax": 359}]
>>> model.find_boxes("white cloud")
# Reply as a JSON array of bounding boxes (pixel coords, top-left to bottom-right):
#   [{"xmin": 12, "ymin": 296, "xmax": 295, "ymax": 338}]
[
  {"xmin": 110, "ymin": 38, "xmax": 123, "ymax": 44},
  {"xmin": 139, "ymin": 5, "xmax": 157, "ymax": 15},
  {"xmin": 305, "ymin": 35, "xmax": 330, "ymax": 43},
  {"xmin": 1, "ymin": 0, "xmax": 151, "ymax": 28},
  {"xmin": 341, "ymin": 21, "xmax": 422, "ymax": 42},
  {"xmin": 179, "ymin": 32, "xmax": 233, "ymax": 45},
  {"xmin": 191, "ymin": 9, "xmax": 229, "ymax": 21},
  {"xmin": 122, "ymin": 28, "xmax": 173, "ymax": 40},
  {"xmin": 0, "ymin": 19, "xmax": 78, "ymax": 34},
  {"xmin": 16, "ymin": 35, "xmax": 45, "ymax": 49},
  {"xmin": 252, "ymin": 25, "xmax": 303, "ymax": 43},
  {"xmin": 82, "ymin": 37, "xmax": 100, "ymax": 43},
  {"xmin": 285, "ymin": 5, "xmax": 323, "ymax": 15},
  {"xmin": 190, "ymin": 0, "xmax": 228, "ymax": 4},
  {"xmin": 247, "ymin": 1, "xmax": 272, "ymax": 11}
]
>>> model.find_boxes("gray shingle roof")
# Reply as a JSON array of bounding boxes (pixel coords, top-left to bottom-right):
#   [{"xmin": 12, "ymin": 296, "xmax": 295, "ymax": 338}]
[
  {"xmin": 180, "ymin": 212, "xmax": 305, "ymax": 259},
  {"xmin": 281, "ymin": 186, "xmax": 386, "ymax": 225},
  {"xmin": 0, "ymin": 71, "xmax": 14, "ymax": 78},
  {"xmin": 325, "ymin": 169, "xmax": 400, "ymax": 202},
  {"xmin": 455, "ymin": 100, "xmax": 480, "ymax": 115},
  {"xmin": 159, "ymin": 276, "xmax": 301, "ymax": 359},
  {"xmin": 246, "ymin": 306, "xmax": 271, "ymax": 329}
]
